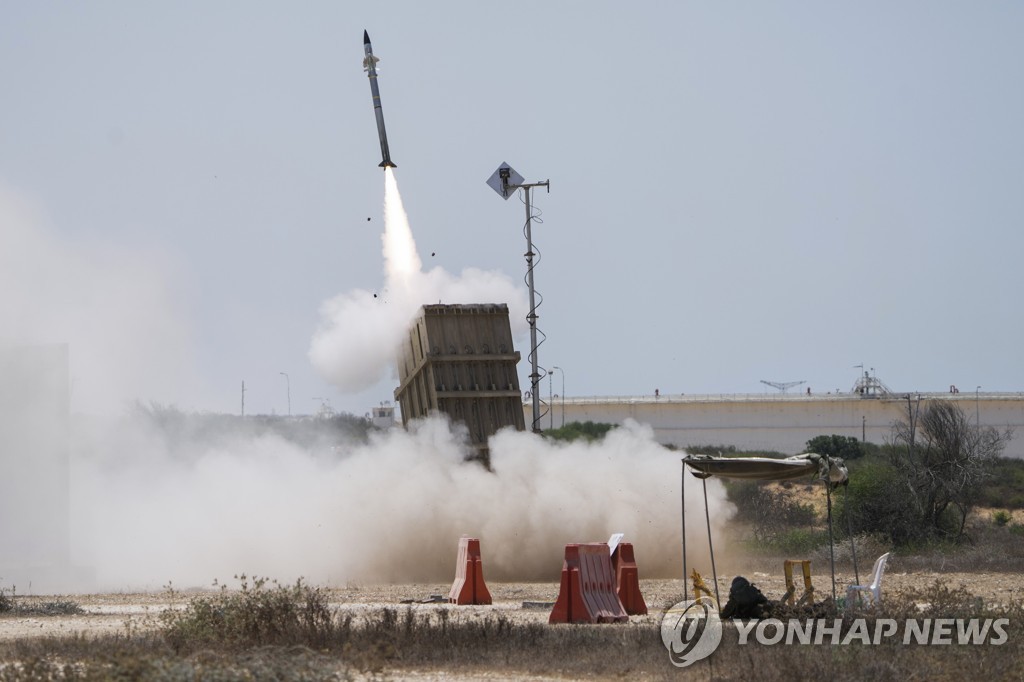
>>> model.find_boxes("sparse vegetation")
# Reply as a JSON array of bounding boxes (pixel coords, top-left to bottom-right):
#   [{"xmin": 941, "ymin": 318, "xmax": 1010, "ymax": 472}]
[
  {"xmin": 726, "ymin": 479, "xmax": 819, "ymax": 547},
  {"xmin": 0, "ymin": 579, "xmax": 1021, "ymax": 680},
  {"xmin": 0, "ymin": 588, "xmax": 83, "ymax": 616},
  {"xmin": 160, "ymin": 575, "xmax": 333, "ymax": 652},
  {"xmin": 992, "ymin": 509, "xmax": 1012, "ymax": 527},
  {"xmin": 975, "ymin": 457, "xmax": 1024, "ymax": 509},
  {"xmin": 542, "ymin": 420, "xmax": 617, "ymax": 442},
  {"xmin": 718, "ymin": 430, "xmax": 1023, "ymax": 574}
]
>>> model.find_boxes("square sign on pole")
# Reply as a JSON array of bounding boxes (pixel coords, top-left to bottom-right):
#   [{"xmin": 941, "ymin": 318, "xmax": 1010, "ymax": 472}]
[{"xmin": 486, "ymin": 162, "xmax": 525, "ymax": 199}]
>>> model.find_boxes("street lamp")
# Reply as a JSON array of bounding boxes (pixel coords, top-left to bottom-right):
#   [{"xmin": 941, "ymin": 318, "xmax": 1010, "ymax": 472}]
[
  {"xmin": 547, "ymin": 369, "xmax": 554, "ymax": 429},
  {"xmin": 280, "ymin": 372, "xmax": 291, "ymax": 416},
  {"xmin": 552, "ymin": 366, "xmax": 565, "ymax": 427}
]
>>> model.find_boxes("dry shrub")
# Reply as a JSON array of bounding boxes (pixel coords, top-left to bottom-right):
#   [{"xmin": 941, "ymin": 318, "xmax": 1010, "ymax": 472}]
[
  {"xmin": 895, "ymin": 521, "xmax": 1024, "ymax": 572},
  {"xmin": 808, "ymin": 533, "xmax": 891, "ymax": 570},
  {"xmin": 160, "ymin": 575, "xmax": 333, "ymax": 653}
]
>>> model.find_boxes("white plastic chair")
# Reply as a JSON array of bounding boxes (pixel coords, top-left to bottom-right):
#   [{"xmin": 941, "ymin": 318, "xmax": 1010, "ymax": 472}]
[{"xmin": 845, "ymin": 552, "xmax": 890, "ymax": 608}]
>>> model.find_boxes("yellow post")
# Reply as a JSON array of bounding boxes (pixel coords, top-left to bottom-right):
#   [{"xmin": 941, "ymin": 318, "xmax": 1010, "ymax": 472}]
[
  {"xmin": 783, "ymin": 560, "xmax": 815, "ymax": 606},
  {"xmin": 690, "ymin": 568, "xmax": 715, "ymax": 602}
]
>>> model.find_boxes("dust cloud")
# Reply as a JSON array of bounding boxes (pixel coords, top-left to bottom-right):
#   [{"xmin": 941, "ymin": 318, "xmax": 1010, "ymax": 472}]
[
  {"xmin": 0, "ymin": 177, "xmax": 733, "ymax": 593},
  {"xmin": 71, "ymin": 415, "xmax": 731, "ymax": 589},
  {"xmin": 0, "ymin": 186, "xmax": 200, "ymax": 413}
]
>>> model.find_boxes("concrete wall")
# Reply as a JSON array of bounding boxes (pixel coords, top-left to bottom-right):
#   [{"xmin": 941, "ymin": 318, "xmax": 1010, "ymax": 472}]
[{"xmin": 531, "ymin": 393, "xmax": 1024, "ymax": 458}]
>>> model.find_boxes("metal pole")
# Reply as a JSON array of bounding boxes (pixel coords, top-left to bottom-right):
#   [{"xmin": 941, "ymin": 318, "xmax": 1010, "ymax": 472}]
[
  {"xmin": 548, "ymin": 368, "xmax": 553, "ymax": 429},
  {"xmin": 524, "ymin": 186, "xmax": 541, "ymax": 432},
  {"xmin": 976, "ymin": 386, "xmax": 981, "ymax": 425},
  {"xmin": 681, "ymin": 460, "xmax": 688, "ymax": 602},
  {"xmin": 826, "ymin": 483, "xmax": 837, "ymax": 604},
  {"xmin": 702, "ymin": 477, "xmax": 721, "ymax": 610},
  {"xmin": 555, "ymin": 366, "xmax": 565, "ymax": 427},
  {"xmin": 280, "ymin": 372, "xmax": 291, "ymax": 417},
  {"xmin": 496, "ymin": 173, "xmax": 549, "ymax": 433},
  {"xmin": 845, "ymin": 485, "xmax": 860, "ymax": 586}
]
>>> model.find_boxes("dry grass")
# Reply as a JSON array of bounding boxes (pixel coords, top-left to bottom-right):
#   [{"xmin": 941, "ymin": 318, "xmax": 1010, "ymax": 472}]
[{"xmin": 0, "ymin": 577, "xmax": 1021, "ymax": 680}]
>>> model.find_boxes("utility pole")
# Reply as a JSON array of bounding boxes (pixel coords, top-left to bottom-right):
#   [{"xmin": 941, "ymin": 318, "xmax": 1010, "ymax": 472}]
[
  {"xmin": 548, "ymin": 369, "xmax": 554, "ymax": 429},
  {"xmin": 905, "ymin": 393, "xmax": 921, "ymax": 454},
  {"xmin": 241, "ymin": 380, "xmax": 246, "ymax": 417},
  {"xmin": 552, "ymin": 366, "xmax": 565, "ymax": 428},
  {"xmin": 487, "ymin": 162, "xmax": 550, "ymax": 433},
  {"xmin": 280, "ymin": 372, "xmax": 291, "ymax": 416}
]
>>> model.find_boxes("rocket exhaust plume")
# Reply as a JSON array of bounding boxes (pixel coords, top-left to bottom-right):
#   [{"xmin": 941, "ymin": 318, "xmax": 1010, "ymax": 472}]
[
  {"xmin": 382, "ymin": 168, "xmax": 420, "ymax": 288},
  {"xmin": 309, "ymin": 170, "xmax": 526, "ymax": 391}
]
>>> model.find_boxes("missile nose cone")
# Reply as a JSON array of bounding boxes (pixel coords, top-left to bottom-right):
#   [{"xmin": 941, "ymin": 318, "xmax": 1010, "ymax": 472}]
[{"xmin": 363, "ymin": 30, "xmax": 371, "ymax": 45}]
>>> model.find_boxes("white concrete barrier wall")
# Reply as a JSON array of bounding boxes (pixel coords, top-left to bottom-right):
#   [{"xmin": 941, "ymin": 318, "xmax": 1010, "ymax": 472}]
[{"xmin": 527, "ymin": 394, "xmax": 1024, "ymax": 458}]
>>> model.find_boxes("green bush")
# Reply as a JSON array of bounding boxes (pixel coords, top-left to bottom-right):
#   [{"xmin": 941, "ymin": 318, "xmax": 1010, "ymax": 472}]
[
  {"xmin": 992, "ymin": 509, "xmax": 1012, "ymax": 527},
  {"xmin": 805, "ymin": 434, "xmax": 866, "ymax": 460},
  {"xmin": 836, "ymin": 457, "xmax": 931, "ymax": 546}
]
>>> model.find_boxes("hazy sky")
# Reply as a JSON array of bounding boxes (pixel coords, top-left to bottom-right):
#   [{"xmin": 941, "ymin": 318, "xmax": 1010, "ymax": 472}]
[{"xmin": 3, "ymin": 2, "xmax": 1022, "ymax": 417}]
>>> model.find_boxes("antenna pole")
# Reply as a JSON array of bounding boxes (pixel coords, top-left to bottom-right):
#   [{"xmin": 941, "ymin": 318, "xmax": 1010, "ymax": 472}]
[
  {"xmin": 523, "ymin": 185, "xmax": 541, "ymax": 431},
  {"xmin": 486, "ymin": 163, "xmax": 550, "ymax": 433}
]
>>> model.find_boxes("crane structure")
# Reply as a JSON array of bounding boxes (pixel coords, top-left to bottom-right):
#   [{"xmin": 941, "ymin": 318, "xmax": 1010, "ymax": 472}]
[{"xmin": 760, "ymin": 379, "xmax": 807, "ymax": 394}]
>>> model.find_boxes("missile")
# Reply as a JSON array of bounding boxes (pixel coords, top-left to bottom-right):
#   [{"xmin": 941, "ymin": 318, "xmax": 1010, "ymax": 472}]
[{"xmin": 363, "ymin": 30, "xmax": 396, "ymax": 169}]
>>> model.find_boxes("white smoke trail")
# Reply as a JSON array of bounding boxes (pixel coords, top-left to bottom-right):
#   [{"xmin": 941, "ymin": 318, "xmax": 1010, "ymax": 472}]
[
  {"xmin": 381, "ymin": 167, "xmax": 421, "ymax": 291},
  {"xmin": 309, "ymin": 168, "xmax": 526, "ymax": 392}
]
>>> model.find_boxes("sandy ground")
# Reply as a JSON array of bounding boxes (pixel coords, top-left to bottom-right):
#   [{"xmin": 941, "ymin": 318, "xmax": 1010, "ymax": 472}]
[{"xmin": 2, "ymin": 570, "xmax": 1021, "ymax": 642}]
